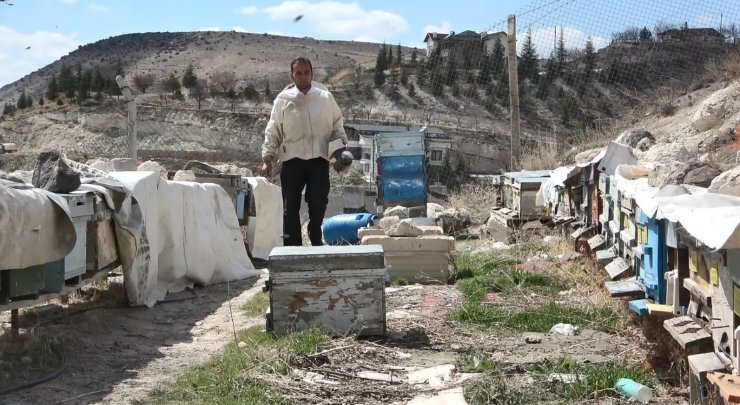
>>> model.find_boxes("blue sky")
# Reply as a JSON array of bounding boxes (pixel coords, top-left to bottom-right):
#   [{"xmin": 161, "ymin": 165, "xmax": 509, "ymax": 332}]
[{"xmin": 1, "ymin": 0, "xmax": 738, "ymax": 88}]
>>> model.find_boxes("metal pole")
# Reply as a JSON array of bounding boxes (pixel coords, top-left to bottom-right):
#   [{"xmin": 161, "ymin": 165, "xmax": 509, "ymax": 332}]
[{"xmin": 507, "ymin": 15, "xmax": 521, "ymax": 171}]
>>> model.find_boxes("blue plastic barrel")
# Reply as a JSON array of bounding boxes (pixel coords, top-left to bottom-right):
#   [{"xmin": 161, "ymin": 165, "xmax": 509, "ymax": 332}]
[{"xmin": 322, "ymin": 213, "xmax": 377, "ymax": 245}]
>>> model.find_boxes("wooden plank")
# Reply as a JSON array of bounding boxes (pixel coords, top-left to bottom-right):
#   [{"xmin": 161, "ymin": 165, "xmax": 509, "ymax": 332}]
[
  {"xmin": 663, "ymin": 316, "xmax": 712, "ymax": 350},
  {"xmin": 596, "ymin": 247, "xmax": 617, "ymax": 264},
  {"xmin": 605, "ymin": 257, "xmax": 631, "ymax": 280},
  {"xmin": 683, "ymin": 277, "xmax": 713, "ymax": 307},
  {"xmin": 269, "ymin": 245, "xmax": 385, "ymax": 272},
  {"xmin": 587, "ymin": 234, "xmax": 606, "ymax": 251},
  {"xmin": 646, "ymin": 303, "xmax": 674, "ymax": 316},
  {"xmin": 605, "ymin": 277, "xmax": 644, "ymax": 298},
  {"xmin": 706, "ymin": 372, "xmax": 740, "ymax": 403}
]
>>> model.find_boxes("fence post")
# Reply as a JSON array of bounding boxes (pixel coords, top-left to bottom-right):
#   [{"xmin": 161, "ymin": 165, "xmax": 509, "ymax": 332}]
[
  {"xmin": 507, "ymin": 14, "xmax": 521, "ymax": 171},
  {"xmin": 116, "ymin": 75, "xmax": 137, "ymax": 162}
]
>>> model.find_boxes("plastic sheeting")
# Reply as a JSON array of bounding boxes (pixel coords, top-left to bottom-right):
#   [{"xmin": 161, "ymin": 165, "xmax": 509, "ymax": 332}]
[
  {"xmin": 110, "ymin": 172, "xmax": 260, "ymax": 307},
  {"xmin": 0, "ymin": 183, "xmax": 76, "ymax": 270},
  {"xmin": 246, "ymin": 177, "xmax": 283, "ymax": 260},
  {"xmin": 652, "ymin": 193, "xmax": 740, "ymax": 250}
]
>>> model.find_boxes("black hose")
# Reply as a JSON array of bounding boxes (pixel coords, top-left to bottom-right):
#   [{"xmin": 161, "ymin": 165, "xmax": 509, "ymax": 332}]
[{"xmin": 0, "ymin": 345, "xmax": 67, "ymax": 396}]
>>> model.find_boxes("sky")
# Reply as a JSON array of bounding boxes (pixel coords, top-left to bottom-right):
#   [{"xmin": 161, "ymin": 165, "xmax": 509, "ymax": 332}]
[{"xmin": 0, "ymin": 0, "xmax": 737, "ymax": 88}]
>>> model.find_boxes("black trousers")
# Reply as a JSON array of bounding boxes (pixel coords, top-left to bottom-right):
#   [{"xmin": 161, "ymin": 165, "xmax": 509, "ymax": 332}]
[{"xmin": 280, "ymin": 157, "xmax": 330, "ymax": 246}]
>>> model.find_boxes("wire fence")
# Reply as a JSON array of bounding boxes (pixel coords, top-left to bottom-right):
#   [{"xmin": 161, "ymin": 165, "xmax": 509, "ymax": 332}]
[{"xmin": 4, "ymin": 0, "xmax": 739, "ymax": 205}]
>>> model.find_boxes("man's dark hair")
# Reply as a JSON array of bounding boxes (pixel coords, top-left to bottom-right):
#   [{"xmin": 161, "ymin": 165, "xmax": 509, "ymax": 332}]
[{"xmin": 290, "ymin": 57, "xmax": 313, "ymax": 73}]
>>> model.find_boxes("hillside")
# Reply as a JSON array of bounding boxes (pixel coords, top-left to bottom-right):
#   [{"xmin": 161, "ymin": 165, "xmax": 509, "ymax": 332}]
[{"xmin": 0, "ymin": 31, "xmax": 736, "ymax": 175}]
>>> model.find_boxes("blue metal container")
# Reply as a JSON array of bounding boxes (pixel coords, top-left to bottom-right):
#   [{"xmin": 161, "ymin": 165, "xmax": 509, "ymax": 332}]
[
  {"xmin": 375, "ymin": 132, "xmax": 427, "ymax": 212},
  {"xmin": 323, "ymin": 213, "xmax": 377, "ymax": 245},
  {"xmin": 629, "ymin": 210, "xmax": 667, "ymax": 315}
]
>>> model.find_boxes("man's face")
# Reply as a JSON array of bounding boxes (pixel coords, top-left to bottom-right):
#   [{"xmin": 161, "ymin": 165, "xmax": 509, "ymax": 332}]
[{"xmin": 290, "ymin": 61, "xmax": 313, "ymax": 92}]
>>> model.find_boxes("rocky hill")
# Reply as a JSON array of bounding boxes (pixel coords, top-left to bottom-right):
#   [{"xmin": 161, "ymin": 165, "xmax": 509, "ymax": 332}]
[{"xmin": 0, "ymin": 31, "xmax": 737, "ymax": 177}]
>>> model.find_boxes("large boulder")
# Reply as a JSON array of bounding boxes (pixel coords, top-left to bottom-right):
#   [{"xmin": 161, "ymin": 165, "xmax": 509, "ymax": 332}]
[
  {"xmin": 384, "ymin": 205, "xmax": 409, "ymax": 219},
  {"xmin": 138, "ymin": 160, "xmax": 169, "ymax": 179},
  {"xmin": 615, "ymin": 129, "xmax": 655, "ymax": 151},
  {"xmin": 183, "ymin": 160, "xmax": 221, "ymax": 174},
  {"xmin": 683, "ymin": 165, "xmax": 722, "ymax": 188},
  {"xmin": 709, "ymin": 166, "xmax": 740, "ymax": 196},
  {"xmin": 32, "ymin": 151, "xmax": 81, "ymax": 193}
]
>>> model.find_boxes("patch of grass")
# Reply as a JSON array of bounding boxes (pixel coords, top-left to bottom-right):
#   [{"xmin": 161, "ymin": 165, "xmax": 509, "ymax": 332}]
[
  {"xmin": 241, "ymin": 291, "xmax": 269, "ymax": 317},
  {"xmin": 459, "ymin": 352, "xmax": 502, "ymax": 373},
  {"xmin": 391, "ymin": 276, "xmax": 408, "ymax": 286},
  {"xmin": 465, "ymin": 377, "xmax": 537, "ymax": 404},
  {"xmin": 451, "ymin": 301, "xmax": 618, "ymax": 333},
  {"xmin": 148, "ymin": 326, "xmax": 329, "ymax": 404},
  {"xmin": 530, "ymin": 357, "xmax": 656, "ymax": 401}
]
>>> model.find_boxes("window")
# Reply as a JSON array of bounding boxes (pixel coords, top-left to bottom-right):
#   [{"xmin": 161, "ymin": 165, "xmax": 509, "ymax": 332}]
[
  {"xmin": 431, "ymin": 150, "xmax": 443, "ymax": 161},
  {"xmin": 363, "ymin": 152, "xmax": 371, "ymax": 160}
]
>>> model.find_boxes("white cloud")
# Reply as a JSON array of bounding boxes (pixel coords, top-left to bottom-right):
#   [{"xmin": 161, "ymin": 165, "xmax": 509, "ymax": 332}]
[
  {"xmin": 240, "ymin": 6, "xmax": 258, "ymax": 16},
  {"xmin": 263, "ymin": 1, "xmax": 407, "ymax": 40},
  {"xmin": 353, "ymin": 34, "xmax": 379, "ymax": 43},
  {"xmin": 518, "ymin": 26, "xmax": 608, "ymax": 56},
  {"xmin": 233, "ymin": 26, "xmax": 247, "ymax": 33},
  {"xmin": 88, "ymin": 3, "xmax": 110, "ymax": 12},
  {"xmin": 0, "ymin": 26, "xmax": 80, "ymax": 88},
  {"xmin": 423, "ymin": 21, "xmax": 452, "ymax": 36},
  {"xmin": 199, "ymin": 27, "xmax": 221, "ymax": 32}
]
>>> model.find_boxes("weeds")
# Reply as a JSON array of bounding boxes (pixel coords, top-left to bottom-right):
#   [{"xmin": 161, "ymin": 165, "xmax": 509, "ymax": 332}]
[
  {"xmin": 149, "ymin": 326, "xmax": 329, "ymax": 404},
  {"xmin": 465, "ymin": 377, "xmax": 536, "ymax": 405},
  {"xmin": 241, "ymin": 291, "xmax": 269, "ymax": 317}
]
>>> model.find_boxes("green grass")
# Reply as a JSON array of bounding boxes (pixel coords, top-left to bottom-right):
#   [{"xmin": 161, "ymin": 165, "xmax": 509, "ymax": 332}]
[
  {"xmin": 148, "ymin": 326, "xmax": 329, "ymax": 404},
  {"xmin": 530, "ymin": 357, "xmax": 656, "ymax": 401},
  {"xmin": 465, "ymin": 377, "xmax": 536, "ymax": 405},
  {"xmin": 241, "ymin": 291, "xmax": 269, "ymax": 317},
  {"xmin": 451, "ymin": 301, "xmax": 618, "ymax": 333},
  {"xmin": 451, "ymin": 251, "xmax": 618, "ymax": 333},
  {"xmin": 459, "ymin": 352, "xmax": 502, "ymax": 373},
  {"xmin": 391, "ymin": 276, "xmax": 408, "ymax": 286}
]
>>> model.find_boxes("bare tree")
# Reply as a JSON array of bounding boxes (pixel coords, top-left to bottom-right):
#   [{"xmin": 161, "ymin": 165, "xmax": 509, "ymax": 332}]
[
  {"xmin": 132, "ymin": 73, "xmax": 156, "ymax": 93},
  {"xmin": 722, "ymin": 23, "xmax": 739, "ymax": 44},
  {"xmin": 654, "ymin": 20, "xmax": 678, "ymax": 36},
  {"xmin": 192, "ymin": 79, "xmax": 208, "ymax": 110},
  {"xmin": 611, "ymin": 27, "xmax": 641, "ymax": 43},
  {"xmin": 210, "ymin": 70, "xmax": 238, "ymax": 93}
]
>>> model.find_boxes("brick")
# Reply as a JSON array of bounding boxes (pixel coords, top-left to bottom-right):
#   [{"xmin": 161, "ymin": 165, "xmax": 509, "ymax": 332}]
[{"xmin": 360, "ymin": 235, "xmax": 454, "ymax": 252}]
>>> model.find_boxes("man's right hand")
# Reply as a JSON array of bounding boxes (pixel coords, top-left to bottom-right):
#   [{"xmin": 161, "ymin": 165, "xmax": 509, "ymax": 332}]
[{"xmin": 261, "ymin": 161, "xmax": 272, "ymax": 176}]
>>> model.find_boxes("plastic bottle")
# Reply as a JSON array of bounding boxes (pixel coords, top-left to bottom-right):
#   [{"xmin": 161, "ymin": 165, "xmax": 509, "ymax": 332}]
[{"xmin": 615, "ymin": 378, "xmax": 652, "ymax": 403}]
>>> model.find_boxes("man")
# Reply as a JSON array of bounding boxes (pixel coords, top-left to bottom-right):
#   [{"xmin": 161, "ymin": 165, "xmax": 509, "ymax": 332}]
[{"xmin": 261, "ymin": 57, "xmax": 348, "ymax": 246}]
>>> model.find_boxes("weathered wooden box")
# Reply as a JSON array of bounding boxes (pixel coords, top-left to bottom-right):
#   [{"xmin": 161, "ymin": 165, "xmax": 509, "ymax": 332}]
[{"xmin": 266, "ymin": 245, "xmax": 387, "ymax": 337}]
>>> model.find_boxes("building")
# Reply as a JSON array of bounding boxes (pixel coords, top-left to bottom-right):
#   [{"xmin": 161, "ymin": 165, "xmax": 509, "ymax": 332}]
[
  {"xmin": 481, "ymin": 31, "xmax": 508, "ymax": 56},
  {"xmin": 424, "ymin": 30, "xmax": 508, "ymax": 61},
  {"xmin": 657, "ymin": 28, "xmax": 724, "ymax": 43},
  {"xmin": 423, "ymin": 32, "xmax": 449, "ymax": 57}
]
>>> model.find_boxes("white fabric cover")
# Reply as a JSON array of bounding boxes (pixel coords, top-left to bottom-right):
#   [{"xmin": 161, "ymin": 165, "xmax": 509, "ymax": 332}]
[{"xmin": 246, "ymin": 177, "xmax": 283, "ymax": 260}]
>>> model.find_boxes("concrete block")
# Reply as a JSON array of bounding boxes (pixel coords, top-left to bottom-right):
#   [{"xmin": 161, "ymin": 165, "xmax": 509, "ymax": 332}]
[
  {"xmin": 358, "ymin": 226, "xmax": 444, "ymax": 239},
  {"xmin": 361, "ymin": 235, "xmax": 455, "ymax": 252}
]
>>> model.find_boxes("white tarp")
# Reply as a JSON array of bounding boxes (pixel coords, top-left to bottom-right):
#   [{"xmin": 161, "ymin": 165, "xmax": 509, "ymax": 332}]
[
  {"xmin": 0, "ymin": 182, "xmax": 76, "ymax": 270},
  {"xmin": 653, "ymin": 193, "xmax": 740, "ymax": 250},
  {"xmin": 246, "ymin": 177, "xmax": 283, "ymax": 260},
  {"xmin": 110, "ymin": 171, "xmax": 260, "ymax": 307}
]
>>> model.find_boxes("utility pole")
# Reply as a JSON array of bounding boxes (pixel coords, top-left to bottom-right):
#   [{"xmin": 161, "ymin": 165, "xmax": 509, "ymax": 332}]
[
  {"xmin": 506, "ymin": 15, "xmax": 521, "ymax": 171},
  {"xmin": 116, "ymin": 75, "xmax": 137, "ymax": 162}
]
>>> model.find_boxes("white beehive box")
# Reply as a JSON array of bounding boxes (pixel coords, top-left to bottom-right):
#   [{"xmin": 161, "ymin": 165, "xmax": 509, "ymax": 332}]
[{"xmin": 266, "ymin": 245, "xmax": 387, "ymax": 337}]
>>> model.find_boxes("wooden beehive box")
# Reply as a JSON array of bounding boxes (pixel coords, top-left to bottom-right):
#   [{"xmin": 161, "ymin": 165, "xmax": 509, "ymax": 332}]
[{"xmin": 266, "ymin": 245, "xmax": 387, "ymax": 337}]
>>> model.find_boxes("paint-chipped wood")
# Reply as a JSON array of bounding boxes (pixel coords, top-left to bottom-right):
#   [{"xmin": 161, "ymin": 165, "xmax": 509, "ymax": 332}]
[
  {"xmin": 605, "ymin": 277, "xmax": 644, "ymax": 297},
  {"xmin": 269, "ymin": 245, "xmax": 385, "ymax": 271},
  {"xmin": 269, "ymin": 269, "xmax": 386, "ymax": 336},
  {"xmin": 706, "ymin": 372, "xmax": 740, "ymax": 403},
  {"xmin": 664, "ymin": 316, "xmax": 712, "ymax": 350},
  {"xmin": 86, "ymin": 219, "xmax": 119, "ymax": 271},
  {"xmin": 605, "ymin": 257, "xmax": 631, "ymax": 280}
]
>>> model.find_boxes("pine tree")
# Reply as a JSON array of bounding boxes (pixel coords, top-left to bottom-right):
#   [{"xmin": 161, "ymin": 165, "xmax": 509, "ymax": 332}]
[
  {"xmin": 519, "ymin": 29, "xmax": 539, "ymax": 82},
  {"xmin": 396, "ymin": 43, "xmax": 402, "ymax": 66},
  {"xmin": 182, "ymin": 63, "xmax": 198, "ymax": 94},
  {"xmin": 411, "ymin": 48, "xmax": 417, "ymax": 63},
  {"xmin": 264, "ymin": 80, "xmax": 271, "ymax": 98},
  {"xmin": 491, "ymin": 38, "xmax": 505, "ymax": 76},
  {"xmin": 57, "ymin": 63, "xmax": 74, "ymax": 99},
  {"xmin": 445, "ymin": 58, "xmax": 457, "ymax": 85},
  {"xmin": 17, "ymin": 90, "xmax": 28, "ymax": 110},
  {"xmin": 374, "ymin": 46, "xmax": 386, "ymax": 88},
  {"xmin": 400, "ymin": 67, "xmax": 408, "ymax": 86},
  {"xmin": 579, "ymin": 36, "xmax": 596, "ymax": 96},
  {"xmin": 39, "ymin": 96, "xmax": 44, "ymax": 106},
  {"xmin": 477, "ymin": 53, "xmax": 492, "ymax": 85},
  {"xmin": 416, "ymin": 61, "xmax": 427, "ymax": 87},
  {"xmin": 46, "ymin": 74, "xmax": 58, "ymax": 100},
  {"xmin": 556, "ymin": 28, "xmax": 567, "ymax": 77},
  {"xmin": 408, "ymin": 83, "xmax": 416, "ymax": 97}
]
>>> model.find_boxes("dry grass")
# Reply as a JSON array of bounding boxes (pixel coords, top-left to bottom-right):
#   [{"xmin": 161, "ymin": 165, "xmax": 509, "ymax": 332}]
[
  {"xmin": 448, "ymin": 183, "xmax": 498, "ymax": 223},
  {"xmin": 520, "ymin": 143, "xmax": 558, "ymax": 170},
  {"xmin": 721, "ymin": 48, "xmax": 740, "ymax": 81}
]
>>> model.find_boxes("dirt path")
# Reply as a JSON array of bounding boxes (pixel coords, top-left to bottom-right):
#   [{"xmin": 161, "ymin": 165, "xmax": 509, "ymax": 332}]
[{"xmin": 1, "ymin": 274, "xmax": 266, "ymax": 405}]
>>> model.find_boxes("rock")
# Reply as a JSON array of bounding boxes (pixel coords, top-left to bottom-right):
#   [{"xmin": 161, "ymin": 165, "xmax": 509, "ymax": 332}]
[
  {"xmin": 173, "ymin": 170, "xmax": 196, "ymax": 181},
  {"xmin": 615, "ymin": 129, "xmax": 655, "ymax": 150},
  {"xmin": 0, "ymin": 171, "xmax": 26, "ymax": 184},
  {"xmin": 521, "ymin": 221, "xmax": 545, "ymax": 233},
  {"xmin": 237, "ymin": 341, "xmax": 247, "ymax": 349},
  {"xmin": 561, "ymin": 251, "xmax": 583, "ymax": 262},
  {"xmin": 709, "ymin": 166, "xmax": 740, "ymax": 196},
  {"xmin": 86, "ymin": 158, "xmax": 115, "ymax": 172},
  {"xmin": 524, "ymin": 335, "xmax": 542, "ymax": 344},
  {"xmin": 427, "ymin": 202, "xmax": 445, "ymax": 218},
  {"xmin": 183, "ymin": 160, "xmax": 222, "ymax": 174},
  {"xmin": 438, "ymin": 208, "xmax": 472, "ymax": 235},
  {"xmin": 574, "ymin": 148, "xmax": 604, "ymax": 165},
  {"xmin": 385, "ymin": 219, "xmax": 423, "ymax": 237},
  {"xmin": 384, "ymin": 205, "xmax": 409, "ymax": 219},
  {"xmin": 379, "ymin": 215, "xmax": 400, "ymax": 230},
  {"xmin": 683, "ymin": 165, "xmax": 722, "ymax": 187},
  {"xmin": 112, "ymin": 158, "xmax": 137, "ymax": 171},
  {"xmin": 138, "ymin": 160, "xmax": 169, "ymax": 179},
  {"xmin": 491, "ymin": 241, "xmax": 510, "ymax": 250},
  {"xmin": 550, "ymin": 323, "xmax": 580, "ymax": 336},
  {"xmin": 635, "ymin": 136, "xmax": 655, "ymax": 152},
  {"xmin": 663, "ymin": 160, "xmax": 705, "ymax": 185},
  {"xmin": 32, "ymin": 151, "xmax": 81, "ymax": 193},
  {"xmin": 543, "ymin": 235, "xmax": 557, "ymax": 243},
  {"xmin": 213, "ymin": 163, "xmax": 252, "ymax": 177}
]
